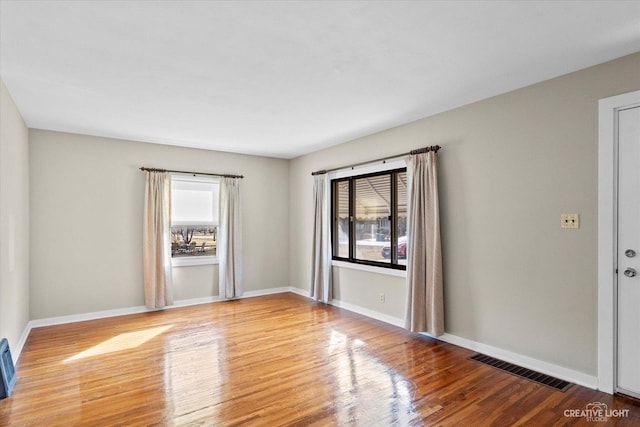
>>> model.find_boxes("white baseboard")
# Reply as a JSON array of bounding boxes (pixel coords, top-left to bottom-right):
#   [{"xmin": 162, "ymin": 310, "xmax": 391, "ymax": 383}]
[
  {"xmin": 328, "ymin": 299, "xmax": 404, "ymax": 328},
  {"xmin": 14, "ymin": 287, "xmax": 600, "ymax": 391},
  {"xmin": 433, "ymin": 333, "xmax": 599, "ymax": 390},
  {"xmin": 323, "ymin": 297, "xmax": 599, "ymax": 391},
  {"xmin": 244, "ymin": 287, "xmax": 293, "ymax": 298},
  {"xmin": 28, "ymin": 305, "xmax": 152, "ymax": 329},
  {"xmin": 288, "ymin": 287, "xmax": 309, "ymax": 297},
  {"xmin": 12, "ymin": 323, "xmax": 32, "ymax": 365},
  {"xmin": 14, "ymin": 286, "xmax": 296, "ymax": 362},
  {"xmin": 27, "ymin": 287, "xmax": 297, "ymax": 329}
]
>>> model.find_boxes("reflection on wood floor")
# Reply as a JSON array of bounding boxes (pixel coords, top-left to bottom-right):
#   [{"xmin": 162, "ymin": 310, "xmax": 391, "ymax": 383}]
[{"xmin": 1, "ymin": 293, "xmax": 638, "ymax": 426}]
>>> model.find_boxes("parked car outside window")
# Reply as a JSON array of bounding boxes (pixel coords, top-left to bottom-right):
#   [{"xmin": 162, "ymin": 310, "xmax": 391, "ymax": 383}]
[{"xmin": 381, "ymin": 236, "xmax": 407, "ymax": 259}]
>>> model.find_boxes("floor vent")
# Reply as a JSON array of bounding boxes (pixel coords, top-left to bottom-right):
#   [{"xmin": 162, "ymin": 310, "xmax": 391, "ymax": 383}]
[
  {"xmin": 469, "ymin": 353, "xmax": 572, "ymax": 392},
  {"xmin": 0, "ymin": 338, "xmax": 16, "ymax": 399}
]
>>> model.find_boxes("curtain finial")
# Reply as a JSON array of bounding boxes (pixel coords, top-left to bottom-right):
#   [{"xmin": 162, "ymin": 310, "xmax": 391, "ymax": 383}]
[{"xmin": 410, "ymin": 145, "xmax": 441, "ymax": 155}]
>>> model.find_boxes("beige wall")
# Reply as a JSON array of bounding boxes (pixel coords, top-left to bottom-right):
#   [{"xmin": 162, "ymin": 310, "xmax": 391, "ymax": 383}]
[
  {"xmin": 10, "ymin": 51, "xmax": 640, "ymax": 378},
  {"xmin": 289, "ymin": 52, "xmax": 640, "ymax": 376},
  {"xmin": 29, "ymin": 130, "xmax": 289, "ymax": 319},
  {"xmin": 0, "ymin": 79, "xmax": 30, "ymax": 353}
]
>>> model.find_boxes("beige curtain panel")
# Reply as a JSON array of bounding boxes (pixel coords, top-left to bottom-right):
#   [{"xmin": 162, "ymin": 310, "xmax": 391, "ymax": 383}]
[
  {"xmin": 404, "ymin": 152, "xmax": 444, "ymax": 336},
  {"xmin": 310, "ymin": 174, "xmax": 332, "ymax": 302},
  {"xmin": 219, "ymin": 177, "xmax": 243, "ymax": 299},
  {"xmin": 142, "ymin": 171, "xmax": 174, "ymax": 309}
]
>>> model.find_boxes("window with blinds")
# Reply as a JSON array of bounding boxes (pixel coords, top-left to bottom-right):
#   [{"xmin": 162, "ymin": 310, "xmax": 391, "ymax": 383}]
[{"xmin": 331, "ymin": 168, "xmax": 407, "ymax": 270}]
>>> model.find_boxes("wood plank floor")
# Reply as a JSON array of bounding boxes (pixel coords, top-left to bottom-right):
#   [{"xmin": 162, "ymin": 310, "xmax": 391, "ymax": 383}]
[{"xmin": 1, "ymin": 293, "xmax": 639, "ymax": 426}]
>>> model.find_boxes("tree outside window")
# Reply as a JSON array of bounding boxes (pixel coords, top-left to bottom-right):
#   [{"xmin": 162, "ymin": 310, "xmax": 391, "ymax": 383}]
[{"xmin": 171, "ymin": 175, "xmax": 219, "ymax": 258}]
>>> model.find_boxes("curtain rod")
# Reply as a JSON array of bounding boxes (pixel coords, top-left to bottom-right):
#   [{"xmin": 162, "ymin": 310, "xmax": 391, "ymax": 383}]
[
  {"xmin": 140, "ymin": 167, "xmax": 243, "ymax": 179},
  {"xmin": 311, "ymin": 145, "xmax": 441, "ymax": 176}
]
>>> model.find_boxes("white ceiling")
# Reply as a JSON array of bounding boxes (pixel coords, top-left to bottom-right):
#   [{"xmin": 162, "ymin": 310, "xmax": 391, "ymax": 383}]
[{"xmin": 1, "ymin": 1, "xmax": 639, "ymax": 159}]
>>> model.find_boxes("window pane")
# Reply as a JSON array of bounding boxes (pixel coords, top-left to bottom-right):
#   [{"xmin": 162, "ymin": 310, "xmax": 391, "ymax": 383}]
[
  {"xmin": 335, "ymin": 180, "xmax": 349, "ymax": 258},
  {"xmin": 354, "ymin": 174, "xmax": 391, "ymax": 263},
  {"xmin": 171, "ymin": 179, "xmax": 219, "ymax": 226},
  {"xmin": 397, "ymin": 171, "xmax": 408, "ymax": 266},
  {"xmin": 171, "ymin": 226, "xmax": 217, "ymax": 257}
]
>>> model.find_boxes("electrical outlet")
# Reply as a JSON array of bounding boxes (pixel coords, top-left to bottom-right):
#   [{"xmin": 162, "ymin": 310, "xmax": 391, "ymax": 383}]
[
  {"xmin": 561, "ymin": 213, "xmax": 579, "ymax": 229},
  {"xmin": 379, "ymin": 293, "xmax": 385, "ymax": 303}
]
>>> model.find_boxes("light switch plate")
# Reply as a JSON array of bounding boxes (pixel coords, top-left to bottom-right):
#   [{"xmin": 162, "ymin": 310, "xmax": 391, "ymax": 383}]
[{"xmin": 561, "ymin": 213, "xmax": 579, "ymax": 229}]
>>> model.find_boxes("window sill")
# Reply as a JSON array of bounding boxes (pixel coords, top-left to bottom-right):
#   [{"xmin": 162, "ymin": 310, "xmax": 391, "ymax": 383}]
[
  {"xmin": 331, "ymin": 260, "xmax": 406, "ymax": 278},
  {"xmin": 172, "ymin": 256, "xmax": 219, "ymax": 267}
]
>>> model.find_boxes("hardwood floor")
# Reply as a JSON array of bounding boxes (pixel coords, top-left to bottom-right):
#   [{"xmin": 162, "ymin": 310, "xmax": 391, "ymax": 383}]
[{"xmin": 1, "ymin": 293, "xmax": 638, "ymax": 426}]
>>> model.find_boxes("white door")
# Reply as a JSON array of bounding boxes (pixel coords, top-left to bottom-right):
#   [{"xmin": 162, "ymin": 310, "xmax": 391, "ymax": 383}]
[{"xmin": 617, "ymin": 105, "xmax": 640, "ymax": 398}]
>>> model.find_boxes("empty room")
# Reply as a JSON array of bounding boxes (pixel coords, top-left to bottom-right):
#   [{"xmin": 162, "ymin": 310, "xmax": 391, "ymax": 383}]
[{"xmin": 1, "ymin": 1, "xmax": 640, "ymax": 425}]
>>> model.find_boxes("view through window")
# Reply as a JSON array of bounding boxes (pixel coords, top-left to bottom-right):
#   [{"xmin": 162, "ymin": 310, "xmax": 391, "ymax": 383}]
[
  {"xmin": 332, "ymin": 168, "xmax": 407, "ymax": 269},
  {"xmin": 171, "ymin": 176, "xmax": 219, "ymax": 258}
]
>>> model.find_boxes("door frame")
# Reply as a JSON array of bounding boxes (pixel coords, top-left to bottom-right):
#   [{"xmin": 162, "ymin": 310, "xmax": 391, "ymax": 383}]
[{"xmin": 598, "ymin": 90, "xmax": 640, "ymax": 394}]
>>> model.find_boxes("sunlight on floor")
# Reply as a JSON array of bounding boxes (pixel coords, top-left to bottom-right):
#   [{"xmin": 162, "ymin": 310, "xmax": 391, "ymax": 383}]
[
  {"xmin": 64, "ymin": 325, "xmax": 173, "ymax": 362},
  {"xmin": 328, "ymin": 328, "xmax": 417, "ymax": 424}
]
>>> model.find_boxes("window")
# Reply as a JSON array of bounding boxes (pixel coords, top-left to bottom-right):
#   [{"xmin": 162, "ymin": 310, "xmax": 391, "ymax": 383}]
[
  {"xmin": 170, "ymin": 175, "xmax": 219, "ymax": 260},
  {"xmin": 331, "ymin": 168, "xmax": 407, "ymax": 269}
]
